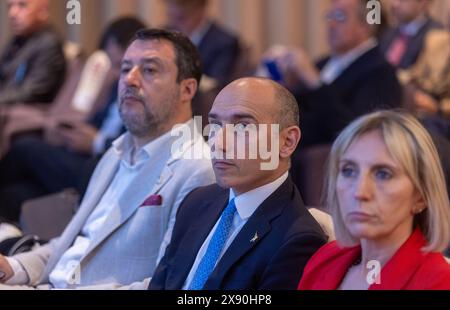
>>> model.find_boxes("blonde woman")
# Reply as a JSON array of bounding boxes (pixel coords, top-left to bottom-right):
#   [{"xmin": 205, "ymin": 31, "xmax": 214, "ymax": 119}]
[{"xmin": 299, "ymin": 110, "xmax": 450, "ymax": 290}]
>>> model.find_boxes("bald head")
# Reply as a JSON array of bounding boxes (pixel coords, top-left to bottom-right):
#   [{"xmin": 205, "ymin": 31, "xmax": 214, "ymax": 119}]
[
  {"xmin": 8, "ymin": 0, "xmax": 50, "ymax": 37},
  {"xmin": 213, "ymin": 78, "xmax": 299, "ymax": 129},
  {"xmin": 208, "ymin": 77, "xmax": 302, "ymax": 193}
]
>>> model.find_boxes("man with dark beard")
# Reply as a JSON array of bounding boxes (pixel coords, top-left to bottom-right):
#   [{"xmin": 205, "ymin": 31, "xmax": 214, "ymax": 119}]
[
  {"xmin": 0, "ymin": 29, "xmax": 215, "ymax": 290},
  {"xmin": 0, "ymin": 17, "xmax": 145, "ymax": 228}
]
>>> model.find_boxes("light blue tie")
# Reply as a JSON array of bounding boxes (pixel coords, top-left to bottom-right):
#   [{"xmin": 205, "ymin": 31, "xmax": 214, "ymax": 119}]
[{"xmin": 189, "ymin": 199, "xmax": 237, "ymax": 290}]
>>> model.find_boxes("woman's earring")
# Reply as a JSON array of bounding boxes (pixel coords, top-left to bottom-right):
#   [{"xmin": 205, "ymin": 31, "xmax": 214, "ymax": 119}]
[{"xmin": 414, "ymin": 208, "xmax": 424, "ymax": 214}]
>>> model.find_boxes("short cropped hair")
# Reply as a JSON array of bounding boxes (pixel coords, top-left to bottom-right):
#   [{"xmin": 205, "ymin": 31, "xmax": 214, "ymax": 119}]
[
  {"xmin": 133, "ymin": 28, "xmax": 202, "ymax": 84},
  {"xmin": 272, "ymin": 80, "xmax": 300, "ymax": 129}
]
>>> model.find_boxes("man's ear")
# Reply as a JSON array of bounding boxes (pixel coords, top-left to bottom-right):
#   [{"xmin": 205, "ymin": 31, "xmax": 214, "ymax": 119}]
[
  {"xmin": 180, "ymin": 78, "xmax": 198, "ymax": 102},
  {"xmin": 280, "ymin": 126, "xmax": 301, "ymax": 159}
]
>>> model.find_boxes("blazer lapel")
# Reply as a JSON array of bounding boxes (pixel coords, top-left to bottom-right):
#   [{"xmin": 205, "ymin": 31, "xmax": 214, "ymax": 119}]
[
  {"xmin": 204, "ymin": 215, "xmax": 271, "ymax": 289},
  {"xmin": 166, "ymin": 191, "xmax": 229, "ymax": 290},
  {"xmin": 204, "ymin": 178, "xmax": 294, "ymax": 289},
  {"xmin": 331, "ymin": 47, "xmax": 382, "ymax": 96},
  {"xmin": 42, "ymin": 153, "xmax": 121, "ymax": 280},
  {"xmin": 81, "ymin": 159, "xmax": 173, "ymax": 258},
  {"xmin": 80, "ymin": 127, "xmax": 200, "ymax": 263},
  {"xmin": 370, "ymin": 228, "xmax": 426, "ymax": 290}
]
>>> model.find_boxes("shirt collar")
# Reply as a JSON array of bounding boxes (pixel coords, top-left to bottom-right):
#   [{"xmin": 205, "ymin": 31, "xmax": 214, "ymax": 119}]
[
  {"xmin": 112, "ymin": 120, "xmax": 195, "ymax": 166},
  {"xmin": 399, "ymin": 15, "xmax": 427, "ymax": 37},
  {"xmin": 189, "ymin": 19, "xmax": 212, "ymax": 47},
  {"xmin": 229, "ymin": 171, "xmax": 289, "ymax": 220},
  {"xmin": 331, "ymin": 38, "xmax": 378, "ymax": 68}
]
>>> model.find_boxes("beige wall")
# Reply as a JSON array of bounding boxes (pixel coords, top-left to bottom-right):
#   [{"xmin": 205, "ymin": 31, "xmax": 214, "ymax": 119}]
[{"xmin": 1, "ymin": 0, "xmax": 449, "ymax": 62}]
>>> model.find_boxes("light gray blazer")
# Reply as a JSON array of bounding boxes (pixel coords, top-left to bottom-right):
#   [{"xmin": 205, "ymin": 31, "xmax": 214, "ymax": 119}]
[{"xmin": 13, "ymin": 126, "xmax": 215, "ymax": 288}]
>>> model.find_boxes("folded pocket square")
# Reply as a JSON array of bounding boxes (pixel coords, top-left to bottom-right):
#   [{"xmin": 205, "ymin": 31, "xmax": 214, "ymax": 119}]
[{"xmin": 141, "ymin": 194, "xmax": 163, "ymax": 207}]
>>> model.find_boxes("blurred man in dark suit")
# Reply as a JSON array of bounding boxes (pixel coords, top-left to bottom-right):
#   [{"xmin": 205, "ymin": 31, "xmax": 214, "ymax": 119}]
[
  {"xmin": 164, "ymin": 0, "xmax": 240, "ymax": 87},
  {"xmin": 0, "ymin": 0, "xmax": 66, "ymax": 105},
  {"xmin": 380, "ymin": 0, "xmax": 442, "ymax": 69},
  {"xmin": 264, "ymin": 0, "xmax": 403, "ymax": 147}
]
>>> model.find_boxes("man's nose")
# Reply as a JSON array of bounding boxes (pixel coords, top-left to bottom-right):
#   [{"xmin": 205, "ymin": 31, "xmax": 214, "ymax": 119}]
[
  {"xmin": 9, "ymin": 5, "xmax": 19, "ymax": 19},
  {"xmin": 212, "ymin": 126, "xmax": 227, "ymax": 153},
  {"xmin": 124, "ymin": 66, "xmax": 141, "ymax": 87},
  {"xmin": 211, "ymin": 125, "xmax": 236, "ymax": 156}
]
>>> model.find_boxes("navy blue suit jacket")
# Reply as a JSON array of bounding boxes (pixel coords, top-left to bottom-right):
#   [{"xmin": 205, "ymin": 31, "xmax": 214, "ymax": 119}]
[
  {"xmin": 0, "ymin": 26, "xmax": 66, "ymax": 105},
  {"xmin": 198, "ymin": 22, "xmax": 240, "ymax": 86},
  {"xmin": 297, "ymin": 46, "xmax": 403, "ymax": 147},
  {"xmin": 149, "ymin": 177, "xmax": 327, "ymax": 290}
]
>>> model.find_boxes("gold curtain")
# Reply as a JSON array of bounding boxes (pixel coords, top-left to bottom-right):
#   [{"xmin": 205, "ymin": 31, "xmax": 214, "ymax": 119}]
[{"xmin": 1, "ymin": 0, "xmax": 449, "ymax": 63}]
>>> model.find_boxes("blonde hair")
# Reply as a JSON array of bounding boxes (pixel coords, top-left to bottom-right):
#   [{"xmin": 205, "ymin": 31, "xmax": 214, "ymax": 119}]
[{"xmin": 325, "ymin": 110, "xmax": 450, "ymax": 252}]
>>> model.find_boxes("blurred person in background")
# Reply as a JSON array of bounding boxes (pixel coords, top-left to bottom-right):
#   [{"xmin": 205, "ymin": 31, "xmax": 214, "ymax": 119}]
[
  {"xmin": 0, "ymin": 0, "xmax": 66, "ymax": 105},
  {"xmin": 164, "ymin": 0, "xmax": 240, "ymax": 87},
  {"xmin": 396, "ymin": 4, "xmax": 450, "ymax": 196},
  {"xmin": 380, "ymin": 0, "xmax": 442, "ymax": 69},
  {"xmin": 0, "ymin": 17, "xmax": 145, "ymax": 231},
  {"xmin": 400, "ymin": 3, "xmax": 450, "ymax": 137},
  {"xmin": 259, "ymin": 0, "xmax": 402, "ymax": 200},
  {"xmin": 261, "ymin": 0, "xmax": 402, "ymax": 148}
]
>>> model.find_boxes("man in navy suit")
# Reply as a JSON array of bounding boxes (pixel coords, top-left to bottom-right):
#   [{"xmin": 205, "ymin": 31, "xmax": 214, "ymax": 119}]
[
  {"xmin": 149, "ymin": 77, "xmax": 327, "ymax": 290},
  {"xmin": 380, "ymin": 0, "xmax": 442, "ymax": 69}
]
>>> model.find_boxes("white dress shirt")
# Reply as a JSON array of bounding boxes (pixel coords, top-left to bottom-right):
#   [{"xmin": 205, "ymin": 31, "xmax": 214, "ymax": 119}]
[
  {"xmin": 6, "ymin": 125, "xmax": 182, "ymax": 288},
  {"xmin": 189, "ymin": 20, "xmax": 212, "ymax": 47},
  {"xmin": 320, "ymin": 38, "xmax": 378, "ymax": 84},
  {"xmin": 182, "ymin": 171, "xmax": 289, "ymax": 289}
]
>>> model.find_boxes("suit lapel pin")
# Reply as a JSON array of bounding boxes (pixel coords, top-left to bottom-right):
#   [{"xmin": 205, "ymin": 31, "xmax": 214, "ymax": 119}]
[{"xmin": 250, "ymin": 231, "xmax": 259, "ymax": 243}]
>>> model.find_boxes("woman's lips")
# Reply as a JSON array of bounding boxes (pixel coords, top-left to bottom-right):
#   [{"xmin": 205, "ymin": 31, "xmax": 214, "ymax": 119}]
[{"xmin": 347, "ymin": 211, "xmax": 374, "ymax": 222}]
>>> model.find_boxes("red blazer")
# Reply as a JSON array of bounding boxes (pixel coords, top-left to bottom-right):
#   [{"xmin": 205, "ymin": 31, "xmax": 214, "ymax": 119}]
[{"xmin": 298, "ymin": 228, "xmax": 450, "ymax": 290}]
